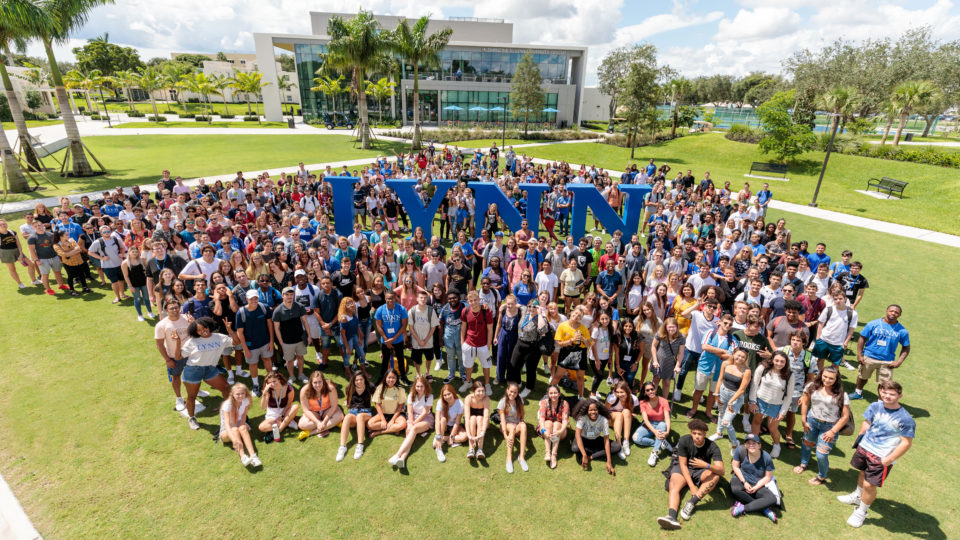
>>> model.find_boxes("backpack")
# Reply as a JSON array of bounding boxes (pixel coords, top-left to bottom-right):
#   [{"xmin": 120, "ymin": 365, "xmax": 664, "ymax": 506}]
[
  {"xmin": 94, "ymin": 236, "xmax": 123, "ymax": 259},
  {"xmin": 823, "ymin": 306, "xmax": 851, "ymax": 328},
  {"xmin": 237, "ymin": 304, "xmax": 265, "ymax": 325}
]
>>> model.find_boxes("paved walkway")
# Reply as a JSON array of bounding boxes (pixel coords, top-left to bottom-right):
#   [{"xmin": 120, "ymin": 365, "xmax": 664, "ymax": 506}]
[{"xmin": 0, "ymin": 473, "xmax": 41, "ymax": 540}]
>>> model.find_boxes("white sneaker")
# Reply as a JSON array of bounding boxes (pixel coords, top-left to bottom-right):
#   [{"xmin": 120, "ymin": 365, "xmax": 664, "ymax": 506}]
[
  {"xmin": 32, "ymin": 279, "xmax": 42, "ymax": 285},
  {"xmin": 519, "ymin": 458, "xmax": 528, "ymax": 472},
  {"xmin": 388, "ymin": 454, "xmax": 400, "ymax": 466},
  {"xmin": 605, "ymin": 376, "xmax": 613, "ymax": 387},
  {"xmin": 144, "ymin": 312, "xmax": 154, "ymax": 320},
  {"xmin": 436, "ymin": 448, "xmax": 446, "ymax": 462},
  {"xmin": 485, "ymin": 383, "xmax": 492, "ymax": 395},
  {"xmin": 624, "ymin": 443, "xmax": 631, "ymax": 456},
  {"xmin": 847, "ymin": 509, "xmax": 867, "ymax": 528},
  {"xmin": 519, "ymin": 388, "xmax": 531, "ymax": 399},
  {"xmin": 249, "ymin": 455, "xmax": 262, "ymax": 467},
  {"xmin": 838, "ymin": 492, "xmax": 862, "ymax": 506},
  {"xmin": 434, "ymin": 360, "xmax": 443, "ymax": 371},
  {"xmin": 241, "ymin": 454, "xmax": 251, "ymax": 467},
  {"xmin": 227, "ymin": 372, "xmax": 235, "ymax": 385},
  {"xmin": 730, "ymin": 445, "xmax": 739, "ymax": 458},
  {"xmin": 841, "ymin": 360, "xmax": 856, "ymax": 371},
  {"xmin": 18, "ymin": 283, "xmax": 26, "ymax": 289},
  {"xmin": 235, "ymin": 369, "xmax": 250, "ymax": 378},
  {"xmin": 770, "ymin": 443, "xmax": 781, "ymax": 459},
  {"xmin": 137, "ymin": 316, "xmax": 145, "ymax": 322},
  {"xmin": 673, "ymin": 389, "xmax": 681, "ymax": 401},
  {"xmin": 298, "ymin": 374, "xmax": 309, "ymax": 384},
  {"xmin": 742, "ymin": 416, "xmax": 753, "ymax": 434},
  {"xmin": 618, "ymin": 448, "xmax": 627, "ymax": 460},
  {"xmin": 648, "ymin": 450, "xmax": 658, "ymax": 467},
  {"xmin": 289, "ymin": 419, "xmax": 299, "ymax": 431},
  {"xmin": 458, "ymin": 381, "xmax": 472, "ymax": 393},
  {"xmin": 175, "ymin": 397, "xmax": 186, "ymax": 411},
  {"xmin": 336, "ymin": 446, "xmax": 347, "ymax": 462},
  {"xmin": 708, "ymin": 433, "xmax": 722, "ymax": 442},
  {"xmin": 506, "ymin": 458, "xmax": 514, "ymax": 473},
  {"xmin": 197, "ymin": 390, "xmax": 210, "ymax": 398},
  {"xmin": 353, "ymin": 443, "xmax": 365, "ymax": 460}
]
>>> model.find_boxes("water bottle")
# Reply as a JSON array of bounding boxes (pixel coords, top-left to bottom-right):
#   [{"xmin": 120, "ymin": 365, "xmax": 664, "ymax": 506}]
[{"xmin": 272, "ymin": 424, "xmax": 281, "ymax": 441}]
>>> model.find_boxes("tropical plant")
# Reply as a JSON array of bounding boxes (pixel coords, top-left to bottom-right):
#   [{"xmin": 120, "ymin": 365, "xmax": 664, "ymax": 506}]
[
  {"xmin": 134, "ymin": 66, "xmax": 164, "ymax": 120},
  {"xmin": 325, "ymin": 10, "xmax": 393, "ymax": 149},
  {"xmin": 0, "ymin": 5, "xmax": 48, "ymax": 177},
  {"xmin": 29, "ymin": 0, "xmax": 114, "ymax": 176},
  {"xmin": 310, "ymin": 73, "xmax": 348, "ymax": 116},
  {"xmin": 209, "ymin": 73, "xmax": 233, "ymax": 116},
  {"xmin": 666, "ymin": 77, "xmax": 693, "ymax": 137},
  {"xmin": 181, "ymin": 71, "xmax": 218, "ymax": 118},
  {"xmin": 510, "ymin": 52, "xmax": 545, "ymax": 136},
  {"xmin": 818, "ymin": 86, "xmax": 860, "ymax": 135},
  {"xmin": 365, "ymin": 77, "xmax": 395, "ymax": 123},
  {"xmin": 63, "ymin": 68, "xmax": 94, "ymax": 111},
  {"xmin": 891, "ymin": 80, "xmax": 938, "ymax": 146},
  {"xmin": 878, "ymin": 98, "xmax": 902, "ymax": 145},
  {"xmin": 392, "ymin": 15, "xmax": 452, "ymax": 149},
  {"xmin": 161, "ymin": 61, "xmax": 192, "ymax": 114},
  {"xmin": 231, "ymin": 70, "xmax": 270, "ymax": 123},
  {"xmin": 275, "ymin": 73, "xmax": 297, "ymax": 119},
  {"xmin": 112, "ymin": 69, "xmax": 137, "ymax": 111}
]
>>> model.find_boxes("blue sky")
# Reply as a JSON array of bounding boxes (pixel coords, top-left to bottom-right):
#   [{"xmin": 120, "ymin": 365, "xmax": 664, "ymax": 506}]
[{"xmin": 25, "ymin": 0, "xmax": 960, "ymax": 86}]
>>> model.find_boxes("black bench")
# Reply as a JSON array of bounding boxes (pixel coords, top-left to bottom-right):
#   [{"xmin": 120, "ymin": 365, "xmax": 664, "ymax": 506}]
[
  {"xmin": 747, "ymin": 161, "xmax": 788, "ymax": 179},
  {"xmin": 866, "ymin": 177, "xmax": 908, "ymax": 198}
]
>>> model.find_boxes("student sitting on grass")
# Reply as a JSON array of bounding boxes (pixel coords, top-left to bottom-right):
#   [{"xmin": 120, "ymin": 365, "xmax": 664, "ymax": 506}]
[
  {"xmin": 463, "ymin": 381, "xmax": 491, "ymax": 461},
  {"xmin": 219, "ymin": 383, "xmax": 261, "ymax": 468},
  {"xmin": 297, "ymin": 371, "xmax": 344, "ymax": 441},
  {"xmin": 657, "ymin": 419, "xmax": 725, "ymax": 530},
  {"xmin": 571, "ymin": 399, "xmax": 619, "ymax": 476},
  {"xmin": 498, "ymin": 382, "xmax": 529, "ymax": 473},
  {"xmin": 433, "ymin": 384, "xmax": 468, "ymax": 462},
  {"xmin": 388, "ymin": 376, "xmax": 434, "ymax": 470},
  {"xmin": 336, "ymin": 372, "xmax": 374, "ymax": 462},
  {"xmin": 258, "ymin": 371, "xmax": 299, "ymax": 439}
]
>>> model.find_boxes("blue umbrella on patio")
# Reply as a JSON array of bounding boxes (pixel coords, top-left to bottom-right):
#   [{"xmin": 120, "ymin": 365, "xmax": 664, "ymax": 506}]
[
  {"xmin": 488, "ymin": 106, "xmax": 504, "ymax": 111},
  {"xmin": 542, "ymin": 107, "xmax": 559, "ymax": 112},
  {"xmin": 443, "ymin": 105, "xmax": 464, "ymax": 111},
  {"xmin": 469, "ymin": 106, "xmax": 488, "ymax": 111}
]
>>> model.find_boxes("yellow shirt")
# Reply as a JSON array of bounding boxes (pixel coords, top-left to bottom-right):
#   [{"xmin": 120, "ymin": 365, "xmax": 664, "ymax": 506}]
[
  {"xmin": 555, "ymin": 320, "xmax": 591, "ymax": 348},
  {"xmin": 372, "ymin": 385, "xmax": 406, "ymax": 415},
  {"xmin": 672, "ymin": 296, "xmax": 697, "ymax": 336},
  {"xmin": 53, "ymin": 239, "xmax": 83, "ymax": 266}
]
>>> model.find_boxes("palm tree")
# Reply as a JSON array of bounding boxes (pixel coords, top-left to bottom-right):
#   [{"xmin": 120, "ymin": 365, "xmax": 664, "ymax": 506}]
[
  {"xmin": 275, "ymin": 74, "xmax": 297, "ymax": 119},
  {"xmin": 365, "ymin": 77, "xmax": 395, "ymax": 124},
  {"xmin": 819, "ymin": 86, "xmax": 859, "ymax": 136},
  {"xmin": 27, "ymin": 0, "xmax": 113, "ymax": 176},
  {"xmin": 392, "ymin": 15, "xmax": 452, "ymax": 149},
  {"xmin": 0, "ymin": 6, "xmax": 46, "ymax": 174},
  {"xmin": 878, "ymin": 98, "xmax": 902, "ymax": 146},
  {"xmin": 112, "ymin": 69, "xmax": 137, "ymax": 112},
  {"xmin": 325, "ymin": 10, "xmax": 394, "ymax": 149},
  {"xmin": 135, "ymin": 66, "xmax": 164, "ymax": 120},
  {"xmin": 666, "ymin": 77, "xmax": 693, "ymax": 137},
  {"xmin": 310, "ymin": 74, "xmax": 347, "ymax": 117},
  {"xmin": 232, "ymin": 70, "xmax": 269, "ymax": 124},
  {"xmin": 161, "ymin": 61, "xmax": 191, "ymax": 114},
  {"xmin": 210, "ymin": 73, "xmax": 233, "ymax": 116},
  {"xmin": 891, "ymin": 80, "xmax": 938, "ymax": 146},
  {"xmin": 63, "ymin": 68, "xmax": 95, "ymax": 112},
  {"xmin": 181, "ymin": 71, "xmax": 217, "ymax": 118}
]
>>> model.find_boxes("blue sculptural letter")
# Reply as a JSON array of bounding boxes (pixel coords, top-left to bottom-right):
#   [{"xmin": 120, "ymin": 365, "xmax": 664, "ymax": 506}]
[
  {"xmin": 566, "ymin": 184, "xmax": 651, "ymax": 239},
  {"xmin": 387, "ymin": 179, "xmax": 458, "ymax": 236},
  {"xmin": 328, "ymin": 176, "xmax": 361, "ymax": 237},
  {"xmin": 472, "ymin": 183, "xmax": 551, "ymax": 234}
]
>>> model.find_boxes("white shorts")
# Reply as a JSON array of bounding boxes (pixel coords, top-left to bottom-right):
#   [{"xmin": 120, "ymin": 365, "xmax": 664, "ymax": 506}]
[
  {"xmin": 266, "ymin": 407, "xmax": 285, "ymax": 420},
  {"xmin": 462, "ymin": 344, "xmax": 492, "ymax": 369},
  {"xmin": 305, "ymin": 316, "xmax": 321, "ymax": 340},
  {"xmin": 694, "ymin": 371, "xmax": 713, "ymax": 392}
]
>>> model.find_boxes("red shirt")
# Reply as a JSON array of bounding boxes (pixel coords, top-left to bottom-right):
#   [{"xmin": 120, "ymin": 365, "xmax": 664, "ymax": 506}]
[
  {"xmin": 639, "ymin": 397, "xmax": 669, "ymax": 422},
  {"xmin": 598, "ymin": 253, "xmax": 619, "ymax": 269},
  {"xmin": 462, "ymin": 306, "xmax": 493, "ymax": 347}
]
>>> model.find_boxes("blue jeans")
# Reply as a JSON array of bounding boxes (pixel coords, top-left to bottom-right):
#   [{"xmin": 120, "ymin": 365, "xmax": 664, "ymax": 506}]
[
  {"xmin": 443, "ymin": 327, "xmax": 464, "ymax": 379},
  {"xmin": 801, "ymin": 415, "xmax": 838, "ymax": 479},
  {"xmin": 717, "ymin": 386, "xmax": 745, "ymax": 446},
  {"xmin": 632, "ymin": 420, "xmax": 674, "ymax": 453},
  {"xmin": 131, "ymin": 285, "xmax": 151, "ymax": 316},
  {"xmin": 342, "ymin": 334, "xmax": 363, "ymax": 368},
  {"xmin": 675, "ymin": 349, "xmax": 701, "ymax": 392}
]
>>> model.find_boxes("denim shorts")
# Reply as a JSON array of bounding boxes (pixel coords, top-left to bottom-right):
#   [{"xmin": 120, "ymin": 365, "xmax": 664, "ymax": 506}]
[
  {"xmin": 166, "ymin": 357, "xmax": 187, "ymax": 381},
  {"xmin": 103, "ymin": 266, "xmax": 123, "ymax": 283},
  {"xmin": 756, "ymin": 398, "xmax": 784, "ymax": 418},
  {"xmin": 348, "ymin": 407, "xmax": 372, "ymax": 416},
  {"xmin": 182, "ymin": 364, "xmax": 221, "ymax": 384}
]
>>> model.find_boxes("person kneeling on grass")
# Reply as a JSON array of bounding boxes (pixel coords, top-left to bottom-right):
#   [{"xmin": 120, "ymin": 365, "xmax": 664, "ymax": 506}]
[
  {"xmin": 297, "ymin": 371, "xmax": 344, "ymax": 441},
  {"xmin": 731, "ymin": 433, "xmax": 781, "ymax": 522},
  {"xmin": 258, "ymin": 372, "xmax": 299, "ymax": 440},
  {"xmin": 173, "ymin": 316, "xmax": 233, "ymax": 431},
  {"xmin": 571, "ymin": 399, "xmax": 618, "ymax": 476},
  {"xmin": 388, "ymin": 375, "xmax": 435, "ymax": 470},
  {"xmin": 219, "ymin": 383, "xmax": 261, "ymax": 468},
  {"xmin": 657, "ymin": 419, "xmax": 725, "ymax": 530},
  {"xmin": 498, "ymin": 382, "xmax": 529, "ymax": 473},
  {"xmin": 837, "ymin": 380, "xmax": 915, "ymax": 528},
  {"xmin": 433, "ymin": 384, "xmax": 468, "ymax": 462}
]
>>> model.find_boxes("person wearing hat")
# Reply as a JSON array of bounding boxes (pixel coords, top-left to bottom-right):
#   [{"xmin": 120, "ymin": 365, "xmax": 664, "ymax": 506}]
[
  {"xmin": 235, "ymin": 288, "xmax": 275, "ymax": 397},
  {"xmin": 272, "ymin": 286, "xmax": 310, "ymax": 385},
  {"xmin": 731, "ymin": 433, "xmax": 780, "ymax": 522}
]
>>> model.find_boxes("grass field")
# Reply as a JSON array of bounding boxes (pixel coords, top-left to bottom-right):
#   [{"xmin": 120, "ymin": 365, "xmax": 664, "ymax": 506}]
[
  {"xmin": 0, "ymin": 207, "xmax": 956, "ymax": 538},
  {"xmin": 519, "ymin": 133, "xmax": 960, "ymax": 233},
  {"xmin": 1, "ymin": 119, "xmax": 63, "ymax": 130},
  {"xmin": 112, "ymin": 121, "xmax": 291, "ymax": 129}
]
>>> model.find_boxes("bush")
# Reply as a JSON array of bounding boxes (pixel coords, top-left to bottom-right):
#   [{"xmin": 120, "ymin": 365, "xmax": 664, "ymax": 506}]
[
  {"xmin": 844, "ymin": 144, "xmax": 960, "ymax": 168},
  {"xmin": 89, "ymin": 114, "xmax": 103, "ymax": 120},
  {"xmin": 147, "ymin": 115, "xmax": 167, "ymax": 122},
  {"xmin": 601, "ymin": 131, "xmax": 679, "ymax": 148},
  {"xmin": 23, "ymin": 111, "xmax": 49, "ymax": 121},
  {"xmin": 379, "ymin": 127, "xmax": 598, "ymax": 144},
  {"xmin": 194, "ymin": 116, "xmax": 211, "ymax": 122},
  {"xmin": 219, "ymin": 114, "xmax": 235, "ymax": 119},
  {"xmin": 243, "ymin": 116, "xmax": 260, "ymax": 122},
  {"xmin": 80, "ymin": 110, "xmax": 95, "ymax": 116},
  {"xmin": 179, "ymin": 113, "xmax": 196, "ymax": 119},
  {"xmin": 815, "ymin": 132, "xmax": 862, "ymax": 154},
  {"xmin": 162, "ymin": 110, "xmax": 177, "ymax": 115},
  {"xmin": 127, "ymin": 110, "xmax": 145, "ymax": 117},
  {"xmin": 725, "ymin": 124, "xmax": 763, "ymax": 143}
]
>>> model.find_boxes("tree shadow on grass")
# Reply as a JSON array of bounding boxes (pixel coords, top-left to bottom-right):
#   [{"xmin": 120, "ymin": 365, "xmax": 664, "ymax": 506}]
[
  {"xmin": 787, "ymin": 158, "xmax": 824, "ymax": 176},
  {"xmin": 868, "ymin": 498, "xmax": 947, "ymax": 539}
]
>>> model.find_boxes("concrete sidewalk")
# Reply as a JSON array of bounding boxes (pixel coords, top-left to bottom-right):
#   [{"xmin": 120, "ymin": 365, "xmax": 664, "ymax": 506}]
[{"xmin": 0, "ymin": 473, "xmax": 41, "ymax": 540}]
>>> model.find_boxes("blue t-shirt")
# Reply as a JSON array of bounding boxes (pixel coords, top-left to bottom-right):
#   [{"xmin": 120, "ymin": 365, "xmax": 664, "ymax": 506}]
[
  {"xmin": 375, "ymin": 304, "xmax": 408, "ymax": 344},
  {"xmin": 439, "ymin": 301, "xmax": 466, "ymax": 331},
  {"xmin": 513, "ymin": 283, "xmax": 536, "ymax": 307},
  {"xmin": 757, "ymin": 189, "xmax": 772, "ymax": 205},
  {"xmin": 735, "ymin": 446, "xmax": 775, "ymax": 485},
  {"xmin": 806, "ymin": 252, "xmax": 831, "ymax": 271},
  {"xmin": 596, "ymin": 270, "xmax": 623, "ymax": 298},
  {"xmin": 101, "ymin": 204, "xmax": 120, "ymax": 218},
  {"xmin": 749, "ymin": 244, "xmax": 767, "ymax": 257},
  {"xmin": 556, "ymin": 196, "xmax": 570, "ymax": 216},
  {"xmin": 859, "ymin": 401, "xmax": 916, "ymax": 459},
  {"xmin": 297, "ymin": 226, "xmax": 315, "ymax": 243},
  {"xmin": 235, "ymin": 304, "xmax": 270, "ymax": 349},
  {"xmin": 334, "ymin": 247, "xmax": 357, "ymax": 264},
  {"xmin": 182, "ymin": 296, "xmax": 213, "ymax": 319},
  {"xmin": 699, "ymin": 331, "xmax": 737, "ymax": 379},
  {"xmin": 861, "ymin": 319, "xmax": 910, "ymax": 363},
  {"xmin": 256, "ymin": 287, "xmax": 282, "ymax": 313},
  {"xmin": 645, "ymin": 163, "xmax": 657, "ymax": 176}
]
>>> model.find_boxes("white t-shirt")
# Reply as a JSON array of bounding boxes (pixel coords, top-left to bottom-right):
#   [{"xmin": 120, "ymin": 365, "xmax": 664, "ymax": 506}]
[
  {"xmin": 590, "ymin": 327, "xmax": 612, "ymax": 361},
  {"xmin": 408, "ymin": 305, "xmax": 438, "ymax": 349},
  {"xmin": 576, "ymin": 415, "xmax": 609, "ymax": 440},
  {"xmin": 606, "ymin": 392, "xmax": 640, "ymax": 412},
  {"xmin": 347, "ymin": 232, "xmax": 365, "ymax": 250},
  {"xmin": 735, "ymin": 290, "xmax": 770, "ymax": 309},
  {"xmin": 422, "ymin": 260, "xmax": 448, "ymax": 289},
  {"xmin": 687, "ymin": 274, "xmax": 717, "ymax": 296},
  {"xmin": 627, "ymin": 284, "xmax": 645, "ymax": 310},
  {"xmin": 818, "ymin": 306, "xmax": 858, "ymax": 345},
  {"xmin": 435, "ymin": 398, "xmax": 464, "ymax": 425},
  {"xmin": 535, "ymin": 271, "xmax": 559, "ymax": 300},
  {"xmin": 181, "ymin": 333, "xmax": 233, "ymax": 367},
  {"xmin": 181, "ymin": 257, "xmax": 223, "ymax": 285},
  {"xmin": 220, "ymin": 397, "xmax": 251, "ymax": 431},
  {"xmin": 685, "ymin": 311, "xmax": 719, "ymax": 353},
  {"xmin": 154, "ymin": 316, "xmax": 189, "ymax": 357},
  {"xmin": 407, "ymin": 393, "xmax": 434, "ymax": 418}
]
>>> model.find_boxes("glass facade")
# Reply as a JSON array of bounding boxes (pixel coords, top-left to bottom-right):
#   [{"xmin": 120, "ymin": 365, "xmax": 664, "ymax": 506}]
[
  {"xmin": 405, "ymin": 50, "xmax": 569, "ymax": 84},
  {"xmin": 294, "ymin": 43, "xmax": 330, "ymax": 120},
  {"xmin": 439, "ymin": 91, "xmax": 558, "ymax": 123}
]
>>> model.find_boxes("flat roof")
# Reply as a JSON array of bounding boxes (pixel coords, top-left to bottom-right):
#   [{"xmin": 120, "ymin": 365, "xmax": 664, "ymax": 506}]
[{"xmin": 257, "ymin": 33, "xmax": 586, "ymax": 55}]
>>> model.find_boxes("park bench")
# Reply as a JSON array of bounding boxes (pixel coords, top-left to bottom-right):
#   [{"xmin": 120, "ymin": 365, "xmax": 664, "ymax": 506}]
[
  {"xmin": 866, "ymin": 176, "xmax": 908, "ymax": 199},
  {"xmin": 745, "ymin": 161, "xmax": 789, "ymax": 181}
]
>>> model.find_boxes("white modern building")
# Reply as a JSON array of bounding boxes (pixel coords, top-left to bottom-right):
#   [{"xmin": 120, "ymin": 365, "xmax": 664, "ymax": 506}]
[
  {"xmin": 254, "ymin": 12, "xmax": 588, "ymax": 126},
  {"xmin": 168, "ymin": 52, "xmax": 300, "ymax": 107}
]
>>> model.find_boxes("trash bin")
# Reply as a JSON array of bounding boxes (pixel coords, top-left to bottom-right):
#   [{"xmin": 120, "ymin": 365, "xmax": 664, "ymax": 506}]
[
  {"xmin": 904, "ymin": 133, "xmax": 913, "ymax": 141},
  {"xmin": 287, "ymin": 118, "xmax": 295, "ymax": 129}
]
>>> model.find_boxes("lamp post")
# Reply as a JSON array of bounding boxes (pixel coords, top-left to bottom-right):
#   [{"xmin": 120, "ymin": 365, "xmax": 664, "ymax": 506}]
[{"xmin": 809, "ymin": 112, "xmax": 841, "ymax": 208}]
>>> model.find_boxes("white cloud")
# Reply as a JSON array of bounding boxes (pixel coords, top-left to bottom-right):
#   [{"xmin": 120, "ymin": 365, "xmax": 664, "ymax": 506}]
[{"xmin": 715, "ymin": 7, "xmax": 801, "ymax": 42}]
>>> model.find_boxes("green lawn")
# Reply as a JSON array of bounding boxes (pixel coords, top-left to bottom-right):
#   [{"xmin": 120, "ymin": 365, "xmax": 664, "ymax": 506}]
[
  {"xmin": 69, "ymin": 96, "xmax": 268, "ymax": 117},
  {"xmin": 112, "ymin": 121, "xmax": 292, "ymax": 129},
  {"xmin": 0, "ymin": 207, "xmax": 955, "ymax": 538},
  {"xmin": 431, "ymin": 138, "xmax": 551, "ymax": 148},
  {"xmin": 1, "ymin": 119, "xmax": 63, "ymax": 130},
  {"xmin": 520, "ymin": 133, "xmax": 960, "ymax": 233},
  {"xmin": 1, "ymin": 134, "xmax": 407, "ymax": 205}
]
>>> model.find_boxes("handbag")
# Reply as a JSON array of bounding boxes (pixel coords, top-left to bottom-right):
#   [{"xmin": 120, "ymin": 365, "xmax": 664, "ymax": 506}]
[
  {"xmin": 538, "ymin": 325, "xmax": 556, "ymax": 355},
  {"xmin": 558, "ymin": 346, "xmax": 585, "ymax": 370}
]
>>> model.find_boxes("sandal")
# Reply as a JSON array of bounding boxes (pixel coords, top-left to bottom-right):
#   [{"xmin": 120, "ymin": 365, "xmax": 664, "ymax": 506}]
[
  {"xmin": 808, "ymin": 476, "xmax": 826, "ymax": 486},
  {"xmin": 685, "ymin": 411, "xmax": 696, "ymax": 419},
  {"xmin": 784, "ymin": 438, "xmax": 797, "ymax": 450},
  {"xmin": 793, "ymin": 464, "xmax": 807, "ymax": 474}
]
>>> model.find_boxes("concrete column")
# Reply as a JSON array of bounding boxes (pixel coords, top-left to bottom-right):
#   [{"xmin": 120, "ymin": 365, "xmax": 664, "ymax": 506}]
[{"xmin": 254, "ymin": 33, "xmax": 283, "ymax": 122}]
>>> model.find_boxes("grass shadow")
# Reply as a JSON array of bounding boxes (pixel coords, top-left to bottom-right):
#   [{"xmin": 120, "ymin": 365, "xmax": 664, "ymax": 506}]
[{"xmin": 869, "ymin": 498, "xmax": 947, "ymax": 539}]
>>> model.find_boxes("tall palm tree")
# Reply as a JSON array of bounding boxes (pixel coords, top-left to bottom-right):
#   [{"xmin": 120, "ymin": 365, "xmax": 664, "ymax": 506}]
[
  {"xmin": 232, "ymin": 70, "xmax": 269, "ymax": 124},
  {"xmin": 365, "ymin": 77, "xmax": 395, "ymax": 124},
  {"xmin": 325, "ymin": 10, "xmax": 393, "ymax": 149},
  {"xmin": 878, "ymin": 98, "xmax": 902, "ymax": 146},
  {"xmin": 135, "ymin": 66, "xmax": 164, "ymax": 120},
  {"xmin": 891, "ymin": 80, "xmax": 938, "ymax": 146},
  {"xmin": 181, "ymin": 71, "xmax": 215, "ymax": 117},
  {"xmin": 63, "ymin": 68, "xmax": 94, "ymax": 112},
  {"xmin": 819, "ymin": 86, "xmax": 859, "ymax": 136},
  {"xmin": 310, "ymin": 73, "xmax": 347, "ymax": 117},
  {"xmin": 112, "ymin": 69, "xmax": 137, "ymax": 112},
  {"xmin": 28, "ymin": 0, "xmax": 114, "ymax": 176},
  {"xmin": 0, "ymin": 11, "xmax": 44, "ymax": 173},
  {"xmin": 210, "ymin": 73, "xmax": 233, "ymax": 116},
  {"xmin": 161, "ymin": 61, "xmax": 191, "ymax": 114},
  {"xmin": 275, "ymin": 74, "xmax": 297, "ymax": 119},
  {"xmin": 392, "ymin": 15, "xmax": 452, "ymax": 149},
  {"xmin": 666, "ymin": 77, "xmax": 693, "ymax": 137}
]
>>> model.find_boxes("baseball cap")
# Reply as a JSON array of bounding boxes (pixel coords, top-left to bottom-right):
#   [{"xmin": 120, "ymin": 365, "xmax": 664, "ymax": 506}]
[
  {"xmin": 743, "ymin": 433, "xmax": 761, "ymax": 444},
  {"xmin": 494, "ymin": 231, "xmax": 503, "ymax": 237},
  {"xmin": 282, "ymin": 286, "xmax": 295, "ymax": 294},
  {"xmin": 294, "ymin": 269, "xmax": 306, "ymax": 277},
  {"xmin": 245, "ymin": 290, "xmax": 259, "ymax": 299}
]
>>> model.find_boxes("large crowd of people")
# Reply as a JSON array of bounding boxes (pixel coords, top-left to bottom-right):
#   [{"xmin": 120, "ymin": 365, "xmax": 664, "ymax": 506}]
[{"xmin": 0, "ymin": 142, "xmax": 915, "ymax": 530}]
